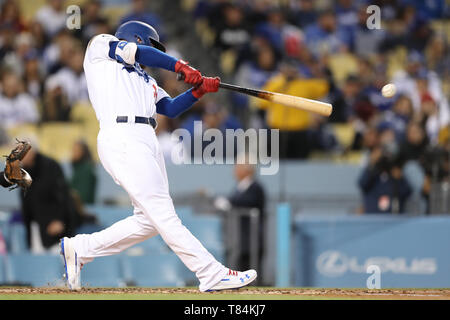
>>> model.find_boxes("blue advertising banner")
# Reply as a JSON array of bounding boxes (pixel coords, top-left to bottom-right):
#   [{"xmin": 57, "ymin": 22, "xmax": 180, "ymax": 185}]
[{"xmin": 294, "ymin": 215, "xmax": 450, "ymax": 288}]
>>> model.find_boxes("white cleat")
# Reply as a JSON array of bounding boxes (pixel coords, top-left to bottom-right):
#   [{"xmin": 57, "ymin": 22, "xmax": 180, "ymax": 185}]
[
  {"xmin": 60, "ymin": 237, "xmax": 81, "ymax": 290},
  {"xmin": 207, "ymin": 269, "xmax": 257, "ymax": 291}
]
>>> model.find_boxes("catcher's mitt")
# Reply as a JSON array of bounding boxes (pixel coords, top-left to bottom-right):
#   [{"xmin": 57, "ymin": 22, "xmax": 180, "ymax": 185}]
[{"xmin": 4, "ymin": 139, "xmax": 33, "ymax": 190}]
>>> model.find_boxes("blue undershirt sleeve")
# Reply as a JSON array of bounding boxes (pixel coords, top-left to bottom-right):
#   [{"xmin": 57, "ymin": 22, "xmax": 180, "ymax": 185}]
[
  {"xmin": 109, "ymin": 41, "xmax": 178, "ymax": 71},
  {"xmin": 156, "ymin": 89, "xmax": 198, "ymax": 118}
]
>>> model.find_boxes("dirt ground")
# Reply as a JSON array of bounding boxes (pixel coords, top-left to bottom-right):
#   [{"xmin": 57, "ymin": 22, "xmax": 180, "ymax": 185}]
[{"xmin": 0, "ymin": 287, "xmax": 449, "ymax": 299}]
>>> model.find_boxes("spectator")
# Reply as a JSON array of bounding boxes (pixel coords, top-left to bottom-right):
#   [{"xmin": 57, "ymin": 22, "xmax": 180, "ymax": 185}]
[
  {"xmin": 23, "ymin": 52, "xmax": 44, "ymax": 99},
  {"xmin": 211, "ymin": 3, "xmax": 251, "ymax": 52},
  {"xmin": 0, "ymin": 25, "xmax": 15, "ymax": 61},
  {"xmin": 2, "ymin": 32, "xmax": 36, "ymax": 77},
  {"xmin": 256, "ymin": 59, "xmax": 329, "ymax": 158},
  {"xmin": 335, "ymin": 0, "xmax": 358, "ymax": 28},
  {"xmin": 253, "ymin": 8, "xmax": 303, "ymax": 55},
  {"xmin": 379, "ymin": 95, "xmax": 414, "ymax": 140},
  {"xmin": 392, "ymin": 52, "xmax": 450, "ymax": 132},
  {"xmin": 304, "ymin": 9, "xmax": 352, "ymax": 58},
  {"xmin": 425, "ymin": 34, "xmax": 450, "ymax": 79},
  {"xmin": 28, "ymin": 20, "xmax": 50, "ymax": 55},
  {"xmin": 214, "ymin": 158, "xmax": 266, "ymax": 283},
  {"xmin": 80, "ymin": 0, "xmax": 110, "ymax": 44},
  {"xmin": 351, "ymin": 4, "xmax": 386, "ymax": 58},
  {"xmin": 119, "ymin": 0, "xmax": 165, "ymax": 40},
  {"xmin": 420, "ymin": 141, "xmax": 449, "ymax": 214},
  {"xmin": 398, "ymin": 121, "xmax": 429, "ymax": 163},
  {"xmin": 43, "ymin": 43, "xmax": 88, "ymax": 121},
  {"xmin": 330, "ymin": 74, "xmax": 375, "ymax": 124},
  {"xmin": 358, "ymin": 145, "xmax": 413, "ymax": 214},
  {"xmin": 34, "ymin": 0, "xmax": 67, "ymax": 37},
  {"xmin": 0, "ymin": 70, "xmax": 40, "ymax": 128},
  {"xmin": 20, "ymin": 143, "xmax": 96, "ymax": 253},
  {"xmin": 70, "ymin": 140, "xmax": 97, "ymax": 205},
  {"xmin": 233, "ymin": 41, "xmax": 279, "ymax": 121},
  {"xmin": 0, "ymin": 0, "xmax": 26, "ymax": 32},
  {"xmin": 289, "ymin": 0, "xmax": 317, "ymax": 29},
  {"xmin": 181, "ymin": 101, "xmax": 242, "ymax": 161}
]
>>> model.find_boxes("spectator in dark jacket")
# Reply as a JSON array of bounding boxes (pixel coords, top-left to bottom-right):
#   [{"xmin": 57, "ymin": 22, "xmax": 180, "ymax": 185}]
[
  {"xmin": 215, "ymin": 160, "xmax": 266, "ymax": 283},
  {"xmin": 20, "ymin": 146, "xmax": 94, "ymax": 252},
  {"xmin": 358, "ymin": 146, "xmax": 413, "ymax": 214}
]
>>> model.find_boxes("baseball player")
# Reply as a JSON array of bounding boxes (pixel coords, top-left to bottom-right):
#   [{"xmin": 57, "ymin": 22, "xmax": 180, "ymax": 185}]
[{"xmin": 60, "ymin": 21, "xmax": 257, "ymax": 291}]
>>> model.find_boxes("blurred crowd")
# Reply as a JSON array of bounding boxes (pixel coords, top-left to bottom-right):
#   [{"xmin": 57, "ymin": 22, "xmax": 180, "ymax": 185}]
[
  {"xmin": 0, "ymin": 0, "xmax": 448, "ymax": 216},
  {"xmin": 186, "ymin": 0, "xmax": 449, "ymax": 214}
]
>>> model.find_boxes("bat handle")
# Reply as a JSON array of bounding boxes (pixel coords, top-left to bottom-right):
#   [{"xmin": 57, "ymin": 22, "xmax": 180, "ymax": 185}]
[{"xmin": 177, "ymin": 73, "xmax": 185, "ymax": 81}]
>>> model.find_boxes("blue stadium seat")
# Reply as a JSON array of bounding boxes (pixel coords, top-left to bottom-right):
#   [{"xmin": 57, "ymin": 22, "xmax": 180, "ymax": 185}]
[
  {"xmin": 85, "ymin": 205, "xmax": 132, "ymax": 227},
  {"xmin": 81, "ymin": 256, "xmax": 124, "ymax": 287},
  {"xmin": 183, "ymin": 215, "xmax": 224, "ymax": 252},
  {"xmin": 128, "ymin": 234, "xmax": 169, "ymax": 254},
  {"xmin": 0, "ymin": 255, "xmax": 5, "ymax": 283},
  {"xmin": 8, "ymin": 223, "xmax": 27, "ymax": 253},
  {"xmin": 175, "ymin": 206, "xmax": 194, "ymax": 220},
  {"xmin": 121, "ymin": 253, "xmax": 186, "ymax": 287},
  {"xmin": 6, "ymin": 254, "xmax": 63, "ymax": 287}
]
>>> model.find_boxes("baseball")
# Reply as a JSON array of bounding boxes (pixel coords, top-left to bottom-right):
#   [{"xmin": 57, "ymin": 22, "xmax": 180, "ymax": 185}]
[{"xmin": 381, "ymin": 83, "xmax": 396, "ymax": 98}]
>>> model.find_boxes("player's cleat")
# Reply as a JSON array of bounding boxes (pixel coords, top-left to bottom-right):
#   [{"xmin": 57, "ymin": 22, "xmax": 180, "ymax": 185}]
[
  {"xmin": 60, "ymin": 237, "xmax": 81, "ymax": 290},
  {"xmin": 207, "ymin": 269, "xmax": 257, "ymax": 291}
]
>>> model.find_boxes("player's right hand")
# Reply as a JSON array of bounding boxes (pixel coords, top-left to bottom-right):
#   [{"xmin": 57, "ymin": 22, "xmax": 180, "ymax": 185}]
[
  {"xmin": 192, "ymin": 76, "xmax": 221, "ymax": 99},
  {"xmin": 174, "ymin": 60, "xmax": 203, "ymax": 85}
]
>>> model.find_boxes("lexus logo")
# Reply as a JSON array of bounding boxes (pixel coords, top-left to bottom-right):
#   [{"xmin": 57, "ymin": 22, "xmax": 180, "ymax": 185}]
[
  {"xmin": 316, "ymin": 251, "xmax": 349, "ymax": 277},
  {"xmin": 316, "ymin": 251, "xmax": 437, "ymax": 277}
]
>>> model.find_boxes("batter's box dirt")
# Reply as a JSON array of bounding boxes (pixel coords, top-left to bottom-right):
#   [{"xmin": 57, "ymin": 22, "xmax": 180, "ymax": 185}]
[{"xmin": 0, "ymin": 287, "xmax": 449, "ymax": 299}]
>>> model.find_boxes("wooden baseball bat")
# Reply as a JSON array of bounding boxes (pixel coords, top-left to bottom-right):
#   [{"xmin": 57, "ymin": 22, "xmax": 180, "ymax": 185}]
[{"xmin": 177, "ymin": 74, "xmax": 333, "ymax": 117}]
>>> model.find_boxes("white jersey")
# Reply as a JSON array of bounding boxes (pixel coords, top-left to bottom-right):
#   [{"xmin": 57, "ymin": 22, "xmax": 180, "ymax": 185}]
[{"xmin": 83, "ymin": 34, "xmax": 169, "ymax": 127}]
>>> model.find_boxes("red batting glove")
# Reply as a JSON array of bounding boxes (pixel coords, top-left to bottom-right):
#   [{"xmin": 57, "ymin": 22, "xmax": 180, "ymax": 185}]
[
  {"xmin": 174, "ymin": 60, "xmax": 203, "ymax": 85},
  {"xmin": 192, "ymin": 76, "xmax": 221, "ymax": 99}
]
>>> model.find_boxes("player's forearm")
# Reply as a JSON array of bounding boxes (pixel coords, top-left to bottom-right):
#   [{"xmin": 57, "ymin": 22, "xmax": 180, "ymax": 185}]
[
  {"xmin": 109, "ymin": 41, "xmax": 178, "ymax": 71},
  {"xmin": 156, "ymin": 89, "xmax": 198, "ymax": 118}
]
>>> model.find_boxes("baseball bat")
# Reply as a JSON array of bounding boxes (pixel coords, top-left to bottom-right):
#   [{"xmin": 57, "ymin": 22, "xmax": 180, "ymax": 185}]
[{"xmin": 177, "ymin": 73, "xmax": 333, "ymax": 117}]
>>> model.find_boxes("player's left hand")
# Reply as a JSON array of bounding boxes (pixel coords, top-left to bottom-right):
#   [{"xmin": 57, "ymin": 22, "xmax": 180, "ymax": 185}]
[{"xmin": 192, "ymin": 76, "xmax": 221, "ymax": 99}]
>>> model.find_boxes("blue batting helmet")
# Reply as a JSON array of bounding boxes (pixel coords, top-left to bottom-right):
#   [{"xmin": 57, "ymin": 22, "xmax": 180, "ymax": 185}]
[{"xmin": 115, "ymin": 20, "xmax": 166, "ymax": 52}]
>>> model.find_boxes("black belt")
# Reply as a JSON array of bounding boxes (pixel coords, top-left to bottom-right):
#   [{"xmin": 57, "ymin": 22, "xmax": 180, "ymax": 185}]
[{"xmin": 116, "ymin": 116, "xmax": 157, "ymax": 129}]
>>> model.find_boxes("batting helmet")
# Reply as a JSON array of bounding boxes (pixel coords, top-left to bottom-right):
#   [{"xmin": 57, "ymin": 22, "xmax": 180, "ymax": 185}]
[{"xmin": 115, "ymin": 20, "xmax": 166, "ymax": 52}]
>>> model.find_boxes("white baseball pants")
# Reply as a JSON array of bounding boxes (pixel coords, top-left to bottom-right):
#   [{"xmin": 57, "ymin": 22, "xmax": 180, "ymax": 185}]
[{"xmin": 70, "ymin": 123, "xmax": 228, "ymax": 291}]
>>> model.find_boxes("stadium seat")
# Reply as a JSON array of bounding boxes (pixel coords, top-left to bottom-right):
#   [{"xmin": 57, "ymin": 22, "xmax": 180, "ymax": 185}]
[
  {"xmin": 85, "ymin": 205, "xmax": 132, "ymax": 227},
  {"xmin": 121, "ymin": 253, "xmax": 186, "ymax": 287},
  {"xmin": 38, "ymin": 123, "xmax": 84, "ymax": 162},
  {"xmin": 6, "ymin": 124, "xmax": 39, "ymax": 142},
  {"xmin": 6, "ymin": 253, "xmax": 63, "ymax": 287},
  {"xmin": 8, "ymin": 223, "xmax": 28, "ymax": 254},
  {"xmin": 0, "ymin": 255, "xmax": 5, "ymax": 283},
  {"xmin": 17, "ymin": 0, "xmax": 46, "ymax": 22},
  {"xmin": 182, "ymin": 215, "xmax": 224, "ymax": 252},
  {"xmin": 81, "ymin": 256, "xmax": 125, "ymax": 288},
  {"xmin": 327, "ymin": 53, "xmax": 358, "ymax": 86},
  {"xmin": 332, "ymin": 124, "xmax": 355, "ymax": 149},
  {"xmin": 126, "ymin": 234, "xmax": 170, "ymax": 255}
]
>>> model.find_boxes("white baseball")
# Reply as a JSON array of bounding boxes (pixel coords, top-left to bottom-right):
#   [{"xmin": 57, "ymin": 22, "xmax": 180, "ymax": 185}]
[{"xmin": 381, "ymin": 83, "xmax": 396, "ymax": 98}]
